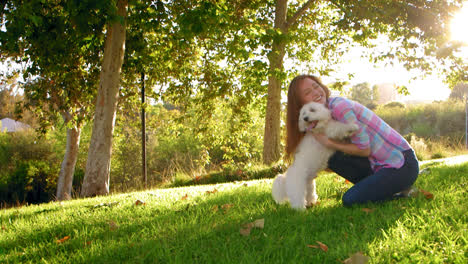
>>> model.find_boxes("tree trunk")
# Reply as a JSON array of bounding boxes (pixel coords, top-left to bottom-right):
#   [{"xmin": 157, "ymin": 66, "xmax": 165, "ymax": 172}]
[
  {"xmin": 81, "ymin": 0, "xmax": 127, "ymax": 197},
  {"xmin": 56, "ymin": 125, "xmax": 81, "ymax": 201},
  {"xmin": 262, "ymin": 0, "xmax": 314, "ymax": 164},
  {"xmin": 141, "ymin": 72, "xmax": 147, "ymax": 188},
  {"xmin": 263, "ymin": 0, "xmax": 288, "ymax": 165}
]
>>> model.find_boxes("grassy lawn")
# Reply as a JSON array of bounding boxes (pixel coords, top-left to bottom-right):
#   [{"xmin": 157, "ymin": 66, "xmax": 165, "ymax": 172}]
[{"xmin": 1, "ymin": 159, "xmax": 467, "ymax": 263}]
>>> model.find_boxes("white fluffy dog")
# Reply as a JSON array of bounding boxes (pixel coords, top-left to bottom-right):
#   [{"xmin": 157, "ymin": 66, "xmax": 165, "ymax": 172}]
[{"xmin": 272, "ymin": 102, "xmax": 358, "ymax": 210}]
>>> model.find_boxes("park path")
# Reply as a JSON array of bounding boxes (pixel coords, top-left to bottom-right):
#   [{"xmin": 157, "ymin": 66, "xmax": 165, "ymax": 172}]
[{"xmin": 420, "ymin": 154, "xmax": 468, "ymax": 166}]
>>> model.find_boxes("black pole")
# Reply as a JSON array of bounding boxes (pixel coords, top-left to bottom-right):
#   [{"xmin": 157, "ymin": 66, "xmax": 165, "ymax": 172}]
[{"xmin": 141, "ymin": 72, "xmax": 147, "ymax": 188}]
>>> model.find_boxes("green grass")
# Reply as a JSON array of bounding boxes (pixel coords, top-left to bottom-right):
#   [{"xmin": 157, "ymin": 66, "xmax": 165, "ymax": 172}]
[{"xmin": 1, "ymin": 159, "xmax": 467, "ymax": 263}]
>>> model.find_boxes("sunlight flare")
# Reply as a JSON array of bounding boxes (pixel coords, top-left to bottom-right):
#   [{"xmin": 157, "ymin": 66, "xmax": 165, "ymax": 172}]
[{"xmin": 450, "ymin": 4, "xmax": 468, "ymax": 43}]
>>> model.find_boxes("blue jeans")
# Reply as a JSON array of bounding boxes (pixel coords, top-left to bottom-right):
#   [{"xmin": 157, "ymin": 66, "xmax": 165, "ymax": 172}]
[{"xmin": 328, "ymin": 149, "xmax": 419, "ymax": 206}]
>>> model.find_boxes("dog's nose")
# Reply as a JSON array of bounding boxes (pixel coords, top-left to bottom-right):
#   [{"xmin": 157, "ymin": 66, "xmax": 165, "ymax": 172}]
[{"xmin": 303, "ymin": 116, "xmax": 309, "ymax": 122}]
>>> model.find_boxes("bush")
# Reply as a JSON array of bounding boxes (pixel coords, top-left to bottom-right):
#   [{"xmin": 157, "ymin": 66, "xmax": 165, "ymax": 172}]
[
  {"xmin": 376, "ymin": 100, "xmax": 465, "ymax": 140},
  {"xmin": 406, "ymin": 134, "xmax": 428, "ymax": 160},
  {"xmin": 0, "ymin": 131, "xmax": 60, "ymax": 205},
  {"xmin": 6, "ymin": 160, "xmax": 57, "ymax": 204},
  {"xmin": 383, "ymin": 101, "xmax": 406, "ymax": 109},
  {"xmin": 110, "ymin": 99, "xmax": 265, "ymax": 190}
]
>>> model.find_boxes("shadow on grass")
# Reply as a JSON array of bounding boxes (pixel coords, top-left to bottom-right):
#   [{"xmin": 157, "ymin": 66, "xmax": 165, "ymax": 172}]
[
  {"xmin": 2, "ymin": 162, "xmax": 467, "ymax": 263},
  {"xmin": 0, "ymin": 191, "xmax": 425, "ymax": 263},
  {"xmin": 171, "ymin": 164, "xmax": 286, "ymax": 187}
]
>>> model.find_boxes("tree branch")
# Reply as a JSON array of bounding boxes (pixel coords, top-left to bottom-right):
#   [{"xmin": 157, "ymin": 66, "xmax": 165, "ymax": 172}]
[
  {"xmin": 285, "ymin": 0, "xmax": 316, "ymax": 29},
  {"xmin": 328, "ymin": 0, "xmax": 347, "ymax": 15}
]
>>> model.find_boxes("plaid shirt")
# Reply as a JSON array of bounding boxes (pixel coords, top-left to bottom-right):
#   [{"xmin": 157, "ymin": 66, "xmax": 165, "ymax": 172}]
[{"xmin": 328, "ymin": 97, "xmax": 412, "ymax": 172}]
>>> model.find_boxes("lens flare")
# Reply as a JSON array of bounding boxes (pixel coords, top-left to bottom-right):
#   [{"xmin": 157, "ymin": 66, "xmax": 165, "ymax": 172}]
[{"xmin": 450, "ymin": 4, "xmax": 468, "ymax": 43}]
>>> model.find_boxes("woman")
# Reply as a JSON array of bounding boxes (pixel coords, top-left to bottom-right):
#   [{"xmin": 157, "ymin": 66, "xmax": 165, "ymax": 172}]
[{"xmin": 286, "ymin": 74, "xmax": 419, "ymax": 206}]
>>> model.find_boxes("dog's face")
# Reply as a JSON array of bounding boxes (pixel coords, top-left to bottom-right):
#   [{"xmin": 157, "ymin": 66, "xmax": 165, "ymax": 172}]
[{"xmin": 298, "ymin": 102, "xmax": 331, "ymax": 132}]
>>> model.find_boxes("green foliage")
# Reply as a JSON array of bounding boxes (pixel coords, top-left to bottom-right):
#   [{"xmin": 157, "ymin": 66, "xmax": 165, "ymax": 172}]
[
  {"xmin": 6, "ymin": 160, "xmax": 55, "ymax": 204},
  {"xmin": 0, "ymin": 0, "xmax": 107, "ymax": 136},
  {"xmin": 1, "ymin": 99, "xmax": 466, "ymax": 202},
  {"xmin": 449, "ymin": 82, "xmax": 468, "ymax": 101},
  {"xmin": 0, "ymin": 131, "xmax": 60, "ymax": 205},
  {"xmin": 376, "ymin": 101, "xmax": 468, "ymax": 161},
  {"xmin": 0, "ymin": 161, "xmax": 467, "ymax": 263},
  {"xmin": 376, "ymin": 100, "xmax": 465, "ymax": 140},
  {"xmin": 110, "ymin": 98, "xmax": 266, "ymax": 189},
  {"xmin": 412, "ymin": 122, "xmax": 434, "ymax": 138},
  {"xmin": 382, "ymin": 101, "xmax": 406, "ymax": 109},
  {"xmin": 170, "ymin": 163, "xmax": 286, "ymax": 188},
  {"xmin": 348, "ymin": 82, "xmax": 379, "ymax": 109}
]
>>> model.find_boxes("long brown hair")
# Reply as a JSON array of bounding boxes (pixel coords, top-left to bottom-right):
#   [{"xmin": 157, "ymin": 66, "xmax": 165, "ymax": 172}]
[{"xmin": 285, "ymin": 75, "xmax": 331, "ymax": 159}]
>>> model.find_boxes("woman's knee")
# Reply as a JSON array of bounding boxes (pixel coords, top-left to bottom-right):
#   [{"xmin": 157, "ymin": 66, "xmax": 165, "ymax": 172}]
[{"xmin": 342, "ymin": 190, "xmax": 357, "ymax": 207}]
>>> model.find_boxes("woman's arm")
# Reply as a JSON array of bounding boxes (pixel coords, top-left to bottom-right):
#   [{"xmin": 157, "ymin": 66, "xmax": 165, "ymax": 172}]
[
  {"xmin": 313, "ymin": 133, "xmax": 371, "ymax": 157},
  {"xmin": 326, "ymin": 98, "xmax": 371, "ymax": 157}
]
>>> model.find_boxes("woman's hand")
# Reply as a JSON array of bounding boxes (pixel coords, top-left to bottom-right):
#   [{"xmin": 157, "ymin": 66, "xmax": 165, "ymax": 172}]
[{"xmin": 312, "ymin": 132, "xmax": 371, "ymax": 157}]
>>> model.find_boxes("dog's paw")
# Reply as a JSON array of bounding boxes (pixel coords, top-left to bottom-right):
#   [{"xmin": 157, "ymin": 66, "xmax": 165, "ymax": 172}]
[
  {"xmin": 272, "ymin": 174, "xmax": 288, "ymax": 204},
  {"xmin": 306, "ymin": 194, "xmax": 318, "ymax": 207},
  {"xmin": 290, "ymin": 203, "xmax": 306, "ymax": 211},
  {"xmin": 289, "ymin": 196, "xmax": 307, "ymax": 210}
]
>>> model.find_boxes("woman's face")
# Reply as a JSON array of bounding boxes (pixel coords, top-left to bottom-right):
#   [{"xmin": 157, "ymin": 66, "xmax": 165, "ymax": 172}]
[{"xmin": 297, "ymin": 78, "xmax": 327, "ymax": 106}]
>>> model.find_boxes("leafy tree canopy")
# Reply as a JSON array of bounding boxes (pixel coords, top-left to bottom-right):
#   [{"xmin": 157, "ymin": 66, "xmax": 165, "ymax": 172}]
[{"xmin": 449, "ymin": 82, "xmax": 468, "ymax": 100}]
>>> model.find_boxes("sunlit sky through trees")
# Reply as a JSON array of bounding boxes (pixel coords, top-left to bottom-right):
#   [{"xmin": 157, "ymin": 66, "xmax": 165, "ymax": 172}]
[
  {"xmin": 1, "ymin": 2, "xmax": 467, "ymax": 103},
  {"xmin": 319, "ymin": 2, "xmax": 468, "ymax": 102}
]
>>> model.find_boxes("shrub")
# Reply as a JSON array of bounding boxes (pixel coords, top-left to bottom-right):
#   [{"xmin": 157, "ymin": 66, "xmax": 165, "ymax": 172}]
[
  {"xmin": 407, "ymin": 134, "xmax": 428, "ymax": 160},
  {"xmin": 0, "ymin": 131, "xmax": 60, "ymax": 205},
  {"xmin": 110, "ymin": 99, "xmax": 265, "ymax": 190},
  {"xmin": 431, "ymin": 152, "xmax": 444, "ymax": 159},
  {"xmin": 383, "ymin": 101, "xmax": 406, "ymax": 109},
  {"xmin": 6, "ymin": 160, "xmax": 57, "ymax": 204},
  {"xmin": 412, "ymin": 122, "xmax": 435, "ymax": 138},
  {"xmin": 376, "ymin": 101, "xmax": 464, "ymax": 140}
]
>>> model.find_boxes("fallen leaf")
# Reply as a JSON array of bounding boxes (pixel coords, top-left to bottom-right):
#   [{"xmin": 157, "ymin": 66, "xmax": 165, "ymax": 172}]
[
  {"xmin": 342, "ymin": 252, "xmax": 370, "ymax": 264},
  {"xmin": 221, "ymin": 204, "xmax": 234, "ymax": 211},
  {"xmin": 194, "ymin": 176, "xmax": 201, "ymax": 182},
  {"xmin": 56, "ymin": 236, "xmax": 70, "ymax": 244},
  {"xmin": 253, "ymin": 218, "xmax": 265, "ymax": 228},
  {"xmin": 307, "ymin": 241, "xmax": 328, "ymax": 252},
  {"xmin": 361, "ymin": 208, "xmax": 374, "ymax": 214},
  {"xmin": 1, "ymin": 226, "xmax": 6, "ymax": 231},
  {"xmin": 212, "ymin": 205, "xmax": 219, "ymax": 212},
  {"xmin": 239, "ymin": 227, "xmax": 251, "ymax": 236},
  {"xmin": 181, "ymin": 194, "xmax": 189, "ymax": 200},
  {"xmin": 135, "ymin": 199, "xmax": 146, "ymax": 206},
  {"xmin": 316, "ymin": 241, "xmax": 328, "ymax": 252},
  {"xmin": 109, "ymin": 220, "xmax": 119, "ymax": 231},
  {"xmin": 419, "ymin": 188, "xmax": 434, "ymax": 200},
  {"xmin": 206, "ymin": 189, "xmax": 218, "ymax": 195},
  {"xmin": 240, "ymin": 218, "xmax": 264, "ymax": 236},
  {"xmin": 85, "ymin": 241, "xmax": 92, "ymax": 247}
]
